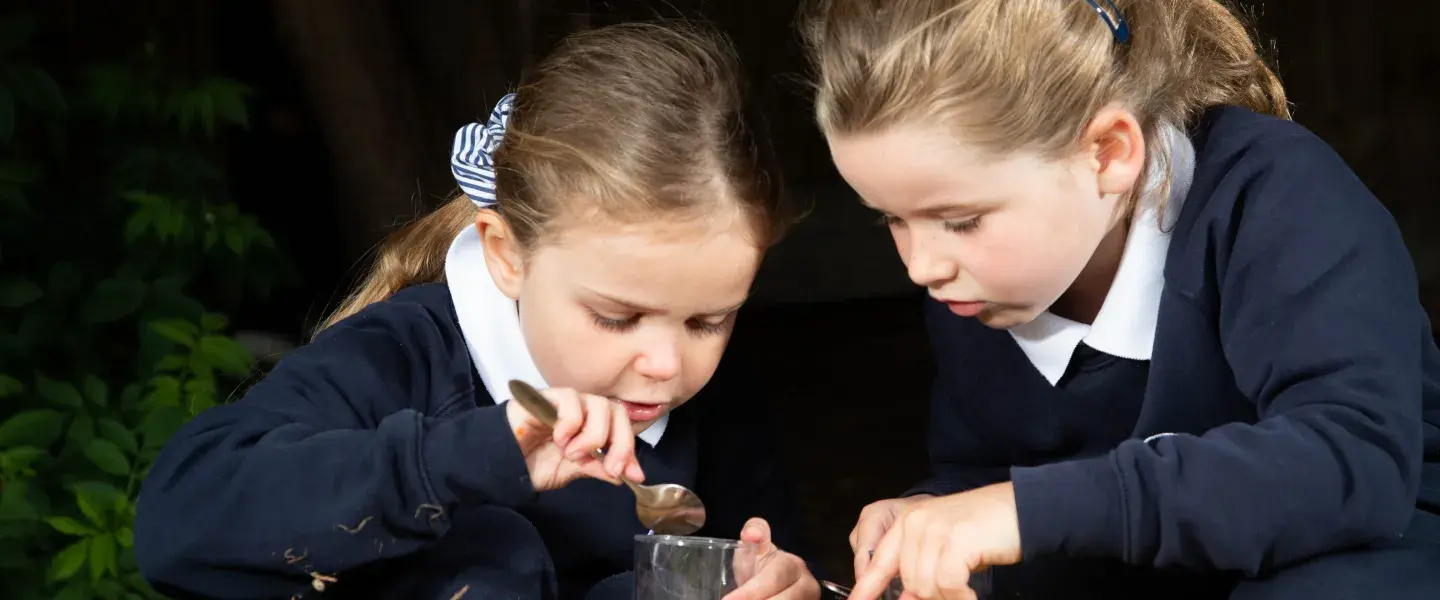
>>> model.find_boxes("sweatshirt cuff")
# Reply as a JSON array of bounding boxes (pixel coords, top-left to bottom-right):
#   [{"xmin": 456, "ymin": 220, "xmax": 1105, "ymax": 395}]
[
  {"xmin": 1010, "ymin": 454, "xmax": 1126, "ymax": 561},
  {"xmin": 423, "ymin": 404, "xmax": 536, "ymax": 508},
  {"xmin": 903, "ymin": 477, "xmax": 960, "ymax": 498}
]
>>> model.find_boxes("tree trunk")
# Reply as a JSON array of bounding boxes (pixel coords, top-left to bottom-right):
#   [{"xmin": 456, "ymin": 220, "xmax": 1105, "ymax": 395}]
[{"xmin": 270, "ymin": 0, "xmax": 448, "ymax": 257}]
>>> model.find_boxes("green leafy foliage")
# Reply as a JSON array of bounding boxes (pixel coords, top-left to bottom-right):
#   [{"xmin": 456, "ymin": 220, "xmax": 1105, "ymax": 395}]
[{"xmin": 0, "ymin": 12, "xmax": 290, "ymax": 600}]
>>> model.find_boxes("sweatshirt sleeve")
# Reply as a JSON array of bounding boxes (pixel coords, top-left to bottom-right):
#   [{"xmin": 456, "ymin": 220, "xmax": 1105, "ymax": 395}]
[
  {"xmin": 1011, "ymin": 136, "xmax": 1427, "ymax": 574},
  {"xmin": 134, "ymin": 300, "xmax": 537, "ymax": 599}
]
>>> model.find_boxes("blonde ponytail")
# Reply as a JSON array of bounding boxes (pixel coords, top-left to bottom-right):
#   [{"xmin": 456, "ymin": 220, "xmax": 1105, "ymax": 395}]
[{"xmin": 315, "ymin": 195, "xmax": 476, "ymax": 336}]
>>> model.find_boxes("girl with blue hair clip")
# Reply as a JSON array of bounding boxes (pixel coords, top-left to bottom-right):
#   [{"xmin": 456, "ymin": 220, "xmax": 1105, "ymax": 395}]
[{"xmin": 805, "ymin": 1, "xmax": 1440, "ymax": 599}]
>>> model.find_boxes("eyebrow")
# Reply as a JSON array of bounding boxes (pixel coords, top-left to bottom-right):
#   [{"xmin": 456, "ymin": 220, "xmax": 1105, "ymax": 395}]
[
  {"xmin": 862, "ymin": 197, "xmax": 1000, "ymax": 218},
  {"xmin": 586, "ymin": 289, "xmax": 749, "ymax": 316}
]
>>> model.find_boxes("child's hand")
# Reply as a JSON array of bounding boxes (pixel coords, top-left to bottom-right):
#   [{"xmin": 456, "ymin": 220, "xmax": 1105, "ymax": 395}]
[
  {"xmin": 504, "ymin": 387, "xmax": 645, "ymax": 492},
  {"xmin": 725, "ymin": 518, "xmax": 819, "ymax": 600},
  {"xmin": 849, "ymin": 483, "xmax": 1020, "ymax": 600},
  {"xmin": 849, "ymin": 494, "xmax": 933, "ymax": 577}
]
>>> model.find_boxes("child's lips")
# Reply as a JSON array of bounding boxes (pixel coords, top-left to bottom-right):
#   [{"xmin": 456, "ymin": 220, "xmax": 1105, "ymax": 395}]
[
  {"xmin": 944, "ymin": 300, "xmax": 987, "ymax": 317},
  {"xmin": 617, "ymin": 400, "xmax": 666, "ymax": 422}
]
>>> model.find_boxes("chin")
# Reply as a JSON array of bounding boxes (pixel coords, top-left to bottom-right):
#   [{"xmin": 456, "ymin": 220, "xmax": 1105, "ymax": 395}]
[{"xmin": 975, "ymin": 306, "xmax": 1039, "ymax": 330}]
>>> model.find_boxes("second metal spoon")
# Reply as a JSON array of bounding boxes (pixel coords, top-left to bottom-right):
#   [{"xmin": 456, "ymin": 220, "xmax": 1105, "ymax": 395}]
[{"xmin": 508, "ymin": 380, "xmax": 707, "ymax": 535}]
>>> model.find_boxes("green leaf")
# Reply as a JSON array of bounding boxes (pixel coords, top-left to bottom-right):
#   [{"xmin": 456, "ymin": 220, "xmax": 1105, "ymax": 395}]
[
  {"xmin": 54, "ymin": 581, "xmax": 90, "ymax": 600},
  {"xmin": 45, "ymin": 516, "xmax": 98, "ymax": 537},
  {"xmin": 137, "ymin": 405, "xmax": 186, "ymax": 449},
  {"xmin": 83, "ymin": 438, "xmax": 130, "ymax": 476},
  {"xmin": 143, "ymin": 376, "xmax": 181, "ymax": 408},
  {"xmin": 200, "ymin": 312, "xmax": 229, "ymax": 332},
  {"xmin": 2, "ymin": 445, "xmax": 46, "ymax": 470},
  {"xmin": 148, "ymin": 319, "xmax": 197, "ymax": 347},
  {"xmin": 94, "ymin": 579, "xmax": 125, "ymax": 600},
  {"xmin": 189, "ymin": 390, "xmax": 216, "ymax": 415},
  {"xmin": 35, "ymin": 374, "xmax": 83, "ymax": 407},
  {"xmin": 198, "ymin": 335, "xmax": 252, "ymax": 375},
  {"xmin": 48, "ymin": 538, "xmax": 88, "ymax": 581},
  {"xmin": 98, "ymin": 418, "xmax": 137, "ymax": 455},
  {"xmin": 123, "ymin": 208, "xmax": 153, "ymax": 241},
  {"xmin": 117, "ymin": 527, "xmax": 133, "ymax": 548},
  {"xmin": 154, "ymin": 354, "xmax": 186, "ymax": 371},
  {"xmin": 82, "ymin": 276, "xmax": 148, "ymax": 324},
  {"xmin": 0, "ymin": 277, "xmax": 42, "ymax": 308},
  {"xmin": 89, "ymin": 533, "xmax": 116, "ymax": 580},
  {"xmin": 67, "ymin": 412, "xmax": 95, "ymax": 445},
  {"xmin": 71, "ymin": 481, "xmax": 123, "ymax": 523},
  {"xmin": 0, "ymin": 409, "xmax": 63, "ymax": 448},
  {"xmin": 0, "ymin": 479, "xmax": 36, "ymax": 520},
  {"xmin": 206, "ymin": 77, "xmax": 252, "ymax": 129},
  {"xmin": 0, "ymin": 373, "xmax": 22, "ymax": 397},
  {"xmin": 225, "ymin": 230, "xmax": 244, "ymax": 255},
  {"xmin": 83, "ymin": 375, "xmax": 108, "ymax": 407},
  {"xmin": 120, "ymin": 383, "xmax": 142, "ymax": 409},
  {"xmin": 74, "ymin": 488, "xmax": 106, "ymax": 528}
]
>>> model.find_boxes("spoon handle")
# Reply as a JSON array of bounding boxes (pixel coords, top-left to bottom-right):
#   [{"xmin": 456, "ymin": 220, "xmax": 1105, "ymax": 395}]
[
  {"xmin": 508, "ymin": 380, "xmax": 641, "ymax": 491},
  {"xmin": 509, "ymin": 380, "xmax": 560, "ymax": 428}
]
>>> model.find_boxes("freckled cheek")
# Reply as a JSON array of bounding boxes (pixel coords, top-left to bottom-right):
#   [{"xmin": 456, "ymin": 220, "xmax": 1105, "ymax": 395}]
[
  {"xmin": 963, "ymin": 231, "xmax": 1047, "ymax": 300},
  {"xmin": 889, "ymin": 229, "xmax": 913, "ymax": 268}
]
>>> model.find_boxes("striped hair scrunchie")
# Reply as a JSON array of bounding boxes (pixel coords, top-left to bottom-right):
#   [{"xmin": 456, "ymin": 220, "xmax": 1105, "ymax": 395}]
[{"xmin": 451, "ymin": 93, "xmax": 516, "ymax": 207}]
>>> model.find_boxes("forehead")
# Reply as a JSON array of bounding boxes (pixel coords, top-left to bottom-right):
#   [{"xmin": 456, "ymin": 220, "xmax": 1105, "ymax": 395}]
[
  {"xmin": 532, "ymin": 211, "xmax": 762, "ymax": 310},
  {"xmin": 828, "ymin": 126, "xmax": 1054, "ymax": 211}
]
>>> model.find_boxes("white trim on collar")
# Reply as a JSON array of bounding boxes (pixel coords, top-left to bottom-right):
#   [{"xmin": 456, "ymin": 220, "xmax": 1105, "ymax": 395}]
[
  {"xmin": 444, "ymin": 224, "xmax": 668, "ymax": 446},
  {"xmin": 1008, "ymin": 124, "xmax": 1196, "ymax": 386}
]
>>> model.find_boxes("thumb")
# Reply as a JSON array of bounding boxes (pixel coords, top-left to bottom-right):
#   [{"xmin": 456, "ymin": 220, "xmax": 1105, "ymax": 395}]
[
  {"xmin": 568, "ymin": 456, "xmax": 621, "ymax": 487},
  {"xmin": 740, "ymin": 518, "xmax": 773, "ymax": 548}
]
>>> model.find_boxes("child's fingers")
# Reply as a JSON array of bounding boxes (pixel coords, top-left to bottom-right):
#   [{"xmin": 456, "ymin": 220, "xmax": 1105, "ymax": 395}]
[
  {"xmin": 603, "ymin": 402, "xmax": 635, "ymax": 479},
  {"xmin": 740, "ymin": 517, "xmax": 773, "ymax": 547},
  {"xmin": 850, "ymin": 526, "xmax": 902, "ymax": 600},
  {"xmin": 565, "ymin": 393, "xmax": 613, "ymax": 460},
  {"xmin": 546, "ymin": 388, "xmax": 582, "ymax": 445}
]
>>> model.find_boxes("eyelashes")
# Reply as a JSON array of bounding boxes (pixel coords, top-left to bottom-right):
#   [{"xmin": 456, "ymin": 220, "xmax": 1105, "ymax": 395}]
[
  {"xmin": 589, "ymin": 311, "xmax": 734, "ymax": 336},
  {"xmin": 875, "ymin": 213, "xmax": 983, "ymax": 233}
]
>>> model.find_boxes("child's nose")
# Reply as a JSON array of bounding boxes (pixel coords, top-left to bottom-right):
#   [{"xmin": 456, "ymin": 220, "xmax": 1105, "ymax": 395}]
[
  {"xmin": 634, "ymin": 337, "xmax": 681, "ymax": 382},
  {"xmin": 905, "ymin": 233, "xmax": 958, "ymax": 288}
]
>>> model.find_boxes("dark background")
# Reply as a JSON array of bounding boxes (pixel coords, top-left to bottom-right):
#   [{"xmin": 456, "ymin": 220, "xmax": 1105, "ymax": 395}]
[{"xmin": 14, "ymin": 0, "xmax": 1439, "ymax": 581}]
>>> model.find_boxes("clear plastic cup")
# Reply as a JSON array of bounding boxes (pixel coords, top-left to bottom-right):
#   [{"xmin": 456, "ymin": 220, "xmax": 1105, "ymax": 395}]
[{"xmin": 633, "ymin": 534, "xmax": 756, "ymax": 599}]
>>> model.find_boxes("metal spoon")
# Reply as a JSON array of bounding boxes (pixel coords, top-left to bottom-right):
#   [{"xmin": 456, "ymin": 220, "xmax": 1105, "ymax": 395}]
[
  {"xmin": 820, "ymin": 580, "xmax": 853, "ymax": 598},
  {"xmin": 508, "ymin": 380, "xmax": 707, "ymax": 535}
]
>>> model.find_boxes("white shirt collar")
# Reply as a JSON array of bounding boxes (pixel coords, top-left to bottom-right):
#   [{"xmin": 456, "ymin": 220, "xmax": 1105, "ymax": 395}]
[
  {"xmin": 444, "ymin": 224, "xmax": 668, "ymax": 446},
  {"xmin": 1008, "ymin": 123, "xmax": 1196, "ymax": 386}
]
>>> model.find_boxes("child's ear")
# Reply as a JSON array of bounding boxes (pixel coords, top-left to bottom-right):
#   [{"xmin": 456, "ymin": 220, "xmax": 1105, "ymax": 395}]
[
  {"xmin": 1082, "ymin": 104, "xmax": 1146, "ymax": 198},
  {"xmin": 475, "ymin": 210, "xmax": 525, "ymax": 300}
]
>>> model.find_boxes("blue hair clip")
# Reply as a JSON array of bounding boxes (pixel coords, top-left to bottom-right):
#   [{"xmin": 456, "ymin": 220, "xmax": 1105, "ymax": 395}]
[
  {"xmin": 451, "ymin": 93, "xmax": 516, "ymax": 207},
  {"xmin": 1085, "ymin": 0, "xmax": 1130, "ymax": 44}
]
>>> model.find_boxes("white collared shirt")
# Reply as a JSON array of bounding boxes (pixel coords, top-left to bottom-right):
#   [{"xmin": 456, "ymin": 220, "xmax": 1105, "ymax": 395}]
[
  {"xmin": 444, "ymin": 225, "xmax": 668, "ymax": 446},
  {"xmin": 1009, "ymin": 124, "xmax": 1197, "ymax": 386}
]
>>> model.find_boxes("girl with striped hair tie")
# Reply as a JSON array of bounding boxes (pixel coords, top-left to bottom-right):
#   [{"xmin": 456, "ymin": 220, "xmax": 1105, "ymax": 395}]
[{"xmin": 135, "ymin": 21, "xmax": 817, "ymax": 600}]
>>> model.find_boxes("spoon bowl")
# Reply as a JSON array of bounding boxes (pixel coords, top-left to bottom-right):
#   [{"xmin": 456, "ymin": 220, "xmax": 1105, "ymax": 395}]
[{"xmin": 508, "ymin": 380, "xmax": 707, "ymax": 535}]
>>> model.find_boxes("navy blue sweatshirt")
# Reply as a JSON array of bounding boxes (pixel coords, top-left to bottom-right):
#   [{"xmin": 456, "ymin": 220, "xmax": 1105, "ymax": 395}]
[
  {"xmin": 910, "ymin": 106, "xmax": 1440, "ymax": 596},
  {"xmin": 133, "ymin": 283, "xmax": 803, "ymax": 600}
]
